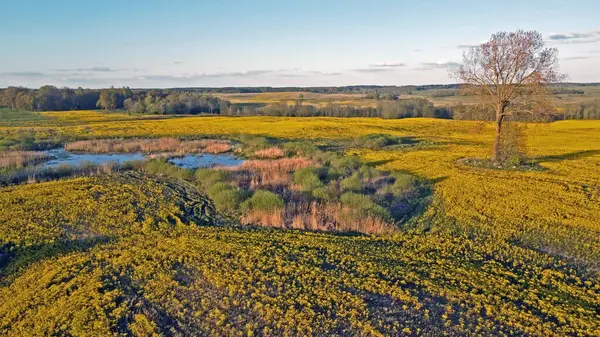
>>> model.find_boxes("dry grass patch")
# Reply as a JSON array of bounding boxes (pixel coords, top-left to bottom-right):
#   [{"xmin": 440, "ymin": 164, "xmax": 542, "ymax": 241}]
[
  {"xmin": 0, "ymin": 151, "xmax": 48, "ymax": 168},
  {"xmin": 65, "ymin": 138, "xmax": 232, "ymax": 154},
  {"xmin": 253, "ymin": 147, "xmax": 285, "ymax": 159},
  {"xmin": 242, "ymin": 202, "xmax": 396, "ymax": 234}
]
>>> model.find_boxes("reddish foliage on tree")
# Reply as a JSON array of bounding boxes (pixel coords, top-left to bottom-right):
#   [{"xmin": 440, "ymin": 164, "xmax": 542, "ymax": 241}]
[{"xmin": 453, "ymin": 30, "xmax": 566, "ymax": 162}]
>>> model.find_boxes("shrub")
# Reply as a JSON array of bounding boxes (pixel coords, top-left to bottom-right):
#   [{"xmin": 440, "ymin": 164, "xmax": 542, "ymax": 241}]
[
  {"xmin": 207, "ymin": 182, "xmax": 248, "ymax": 213},
  {"xmin": 341, "ymin": 172, "xmax": 363, "ymax": 192},
  {"xmin": 354, "ymin": 134, "xmax": 402, "ymax": 149},
  {"xmin": 506, "ymin": 154, "xmax": 524, "ymax": 167},
  {"xmin": 389, "ymin": 173, "xmax": 414, "ymax": 197},
  {"xmin": 311, "ymin": 187, "xmax": 330, "ymax": 201},
  {"xmin": 239, "ymin": 135, "xmax": 271, "ymax": 149},
  {"xmin": 331, "ymin": 155, "xmax": 361, "ymax": 174},
  {"xmin": 241, "ymin": 190, "xmax": 284, "ymax": 211},
  {"xmin": 283, "ymin": 142, "xmax": 318, "ymax": 156},
  {"xmin": 143, "ymin": 158, "xmax": 193, "ymax": 180},
  {"xmin": 195, "ymin": 169, "xmax": 231, "ymax": 190},
  {"xmin": 293, "ymin": 167, "xmax": 323, "ymax": 192},
  {"xmin": 358, "ymin": 165, "xmax": 380, "ymax": 180},
  {"xmin": 340, "ymin": 192, "xmax": 390, "ymax": 220}
]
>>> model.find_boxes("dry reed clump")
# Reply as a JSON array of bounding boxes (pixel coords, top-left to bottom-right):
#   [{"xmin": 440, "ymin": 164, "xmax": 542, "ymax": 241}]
[
  {"xmin": 0, "ymin": 151, "xmax": 48, "ymax": 168},
  {"xmin": 221, "ymin": 157, "xmax": 315, "ymax": 189},
  {"xmin": 253, "ymin": 147, "xmax": 285, "ymax": 159},
  {"xmin": 239, "ymin": 157, "xmax": 314, "ymax": 172},
  {"xmin": 242, "ymin": 202, "xmax": 395, "ymax": 234},
  {"xmin": 65, "ymin": 138, "xmax": 232, "ymax": 154}
]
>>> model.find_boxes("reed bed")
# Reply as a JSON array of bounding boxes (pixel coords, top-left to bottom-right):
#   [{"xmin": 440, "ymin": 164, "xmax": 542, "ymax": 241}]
[
  {"xmin": 253, "ymin": 147, "xmax": 285, "ymax": 159},
  {"xmin": 242, "ymin": 202, "xmax": 395, "ymax": 234},
  {"xmin": 0, "ymin": 151, "xmax": 48, "ymax": 168},
  {"xmin": 65, "ymin": 138, "xmax": 232, "ymax": 154},
  {"xmin": 219, "ymin": 157, "xmax": 315, "ymax": 188}
]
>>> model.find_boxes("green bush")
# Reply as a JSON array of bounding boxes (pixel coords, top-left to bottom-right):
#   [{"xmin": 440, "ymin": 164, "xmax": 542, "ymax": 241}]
[
  {"xmin": 239, "ymin": 134, "xmax": 271, "ymax": 149},
  {"xmin": 144, "ymin": 158, "xmax": 193, "ymax": 180},
  {"xmin": 207, "ymin": 182, "xmax": 248, "ymax": 213},
  {"xmin": 293, "ymin": 167, "xmax": 323, "ymax": 192},
  {"xmin": 358, "ymin": 166, "xmax": 380, "ymax": 180},
  {"xmin": 241, "ymin": 190, "xmax": 284, "ymax": 211},
  {"xmin": 328, "ymin": 155, "xmax": 362, "ymax": 177},
  {"xmin": 341, "ymin": 172, "xmax": 363, "ymax": 192},
  {"xmin": 332, "ymin": 155, "xmax": 361, "ymax": 171},
  {"xmin": 311, "ymin": 187, "xmax": 330, "ymax": 201},
  {"xmin": 389, "ymin": 173, "xmax": 415, "ymax": 197},
  {"xmin": 195, "ymin": 169, "xmax": 231, "ymax": 190},
  {"xmin": 340, "ymin": 192, "xmax": 390, "ymax": 219},
  {"xmin": 283, "ymin": 141, "xmax": 318, "ymax": 156},
  {"xmin": 354, "ymin": 134, "xmax": 404, "ymax": 149}
]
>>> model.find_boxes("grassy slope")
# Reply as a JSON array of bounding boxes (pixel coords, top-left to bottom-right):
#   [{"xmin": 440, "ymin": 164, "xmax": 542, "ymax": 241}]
[{"xmin": 1, "ymin": 174, "xmax": 599, "ymax": 336}]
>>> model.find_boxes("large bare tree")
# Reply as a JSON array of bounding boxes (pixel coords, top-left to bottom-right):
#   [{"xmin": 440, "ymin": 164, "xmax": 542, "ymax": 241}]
[{"xmin": 454, "ymin": 30, "xmax": 565, "ymax": 162}]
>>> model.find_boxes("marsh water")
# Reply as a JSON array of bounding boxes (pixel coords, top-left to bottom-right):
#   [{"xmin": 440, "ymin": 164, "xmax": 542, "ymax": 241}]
[
  {"xmin": 42, "ymin": 148, "xmax": 243, "ymax": 169},
  {"xmin": 168, "ymin": 153, "xmax": 243, "ymax": 168}
]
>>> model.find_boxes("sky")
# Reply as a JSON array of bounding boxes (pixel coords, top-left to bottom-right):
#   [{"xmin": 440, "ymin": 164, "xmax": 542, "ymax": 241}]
[{"xmin": 0, "ymin": 0, "xmax": 599, "ymax": 88}]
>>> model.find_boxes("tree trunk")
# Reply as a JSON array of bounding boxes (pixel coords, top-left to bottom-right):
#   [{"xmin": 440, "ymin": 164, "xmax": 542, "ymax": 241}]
[{"xmin": 492, "ymin": 106, "xmax": 505, "ymax": 163}]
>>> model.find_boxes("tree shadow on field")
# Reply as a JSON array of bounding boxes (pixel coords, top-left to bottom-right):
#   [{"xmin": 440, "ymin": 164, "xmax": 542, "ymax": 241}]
[
  {"xmin": 534, "ymin": 149, "xmax": 600, "ymax": 163},
  {"xmin": 0, "ymin": 236, "xmax": 111, "ymax": 285},
  {"xmin": 391, "ymin": 172, "xmax": 449, "ymax": 232},
  {"xmin": 365, "ymin": 159, "xmax": 396, "ymax": 167}
]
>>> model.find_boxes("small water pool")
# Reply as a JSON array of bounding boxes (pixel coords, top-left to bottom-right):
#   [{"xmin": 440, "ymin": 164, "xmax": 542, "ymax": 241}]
[
  {"xmin": 42, "ymin": 148, "xmax": 243, "ymax": 169},
  {"xmin": 168, "ymin": 153, "xmax": 243, "ymax": 169}
]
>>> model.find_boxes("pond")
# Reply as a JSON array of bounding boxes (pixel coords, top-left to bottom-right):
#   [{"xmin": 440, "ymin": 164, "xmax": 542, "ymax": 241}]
[
  {"xmin": 168, "ymin": 153, "xmax": 243, "ymax": 169},
  {"xmin": 42, "ymin": 148, "xmax": 244, "ymax": 169}
]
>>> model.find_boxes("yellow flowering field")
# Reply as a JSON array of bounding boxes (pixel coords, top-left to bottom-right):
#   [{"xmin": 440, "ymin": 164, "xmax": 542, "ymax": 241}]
[
  {"xmin": 1, "ymin": 174, "xmax": 599, "ymax": 336},
  {"xmin": 1, "ymin": 112, "xmax": 599, "ymax": 335}
]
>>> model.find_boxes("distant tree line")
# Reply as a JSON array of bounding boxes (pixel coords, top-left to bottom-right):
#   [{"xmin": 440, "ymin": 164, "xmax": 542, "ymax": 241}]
[
  {"xmin": 0, "ymin": 86, "xmax": 100, "ymax": 111},
  {"xmin": 560, "ymin": 100, "xmax": 600, "ymax": 120},
  {"xmin": 2, "ymin": 85, "xmax": 600, "ymax": 120},
  {"xmin": 450, "ymin": 104, "xmax": 555, "ymax": 122},
  {"xmin": 229, "ymin": 98, "xmax": 452, "ymax": 119},
  {"xmin": 0, "ymin": 86, "xmax": 451, "ymax": 119},
  {"xmin": 0, "ymin": 86, "xmax": 230, "ymax": 114},
  {"xmin": 551, "ymin": 88, "xmax": 585, "ymax": 95},
  {"xmin": 122, "ymin": 90, "xmax": 228, "ymax": 114},
  {"xmin": 175, "ymin": 84, "xmax": 461, "ymax": 95},
  {"xmin": 450, "ymin": 100, "xmax": 600, "ymax": 121}
]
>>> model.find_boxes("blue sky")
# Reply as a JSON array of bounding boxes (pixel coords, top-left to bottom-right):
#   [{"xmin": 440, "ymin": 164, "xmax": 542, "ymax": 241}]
[{"xmin": 1, "ymin": 0, "xmax": 599, "ymax": 88}]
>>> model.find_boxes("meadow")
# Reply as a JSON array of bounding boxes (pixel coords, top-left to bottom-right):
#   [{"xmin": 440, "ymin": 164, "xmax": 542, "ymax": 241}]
[
  {"xmin": 215, "ymin": 85, "xmax": 600, "ymax": 109},
  {"xmin": 1, "ymin": 110, "xmax": 599, "ymax": 336}
]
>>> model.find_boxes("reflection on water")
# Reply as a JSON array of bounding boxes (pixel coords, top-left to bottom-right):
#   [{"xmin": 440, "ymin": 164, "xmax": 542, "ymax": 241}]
[
  {"xmin": 42, "ymin": 148, "xmax": 243, "ymax": 169},
  {"xmin": 168, "ymin": 153, "xmax": 243, "ymax": 169},
  {"xmin": 43, "ymin": 148, "xmax": 145, "ymax": 167}
]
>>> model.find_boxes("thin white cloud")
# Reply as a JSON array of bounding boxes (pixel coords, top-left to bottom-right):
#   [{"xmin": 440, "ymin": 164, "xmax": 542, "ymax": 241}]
[
  {"xmin": 305, "ymin": 71, "xmax": 342, "ymax": 76},
  {"xmin": 136, "ymin": 69, "xmax": 342, "ymax": 81},
  {"xmin": 353, "ymin": 68, "xmax": 396, "ymax": 73},
  {"xmin": 548, "ymin": 30, "xmax": 600, "ymax": 44},
  {"xmin": 369, "ymin": 62, "xmax": 405, "ymax": 67},
  {"xmin": 415, "ymin": 61, "xmax": 461, "ymax": 71},
  {"xmin": 563, "ymin": 56, "xmax": 592, "ymax": 60},
  {"xmin": 0, "ymin": 71, "xmax": 47, "ymax": 78},
  {"xmin": 56, "ymin": 67, "xmax": 121, "ymax": 72}
]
